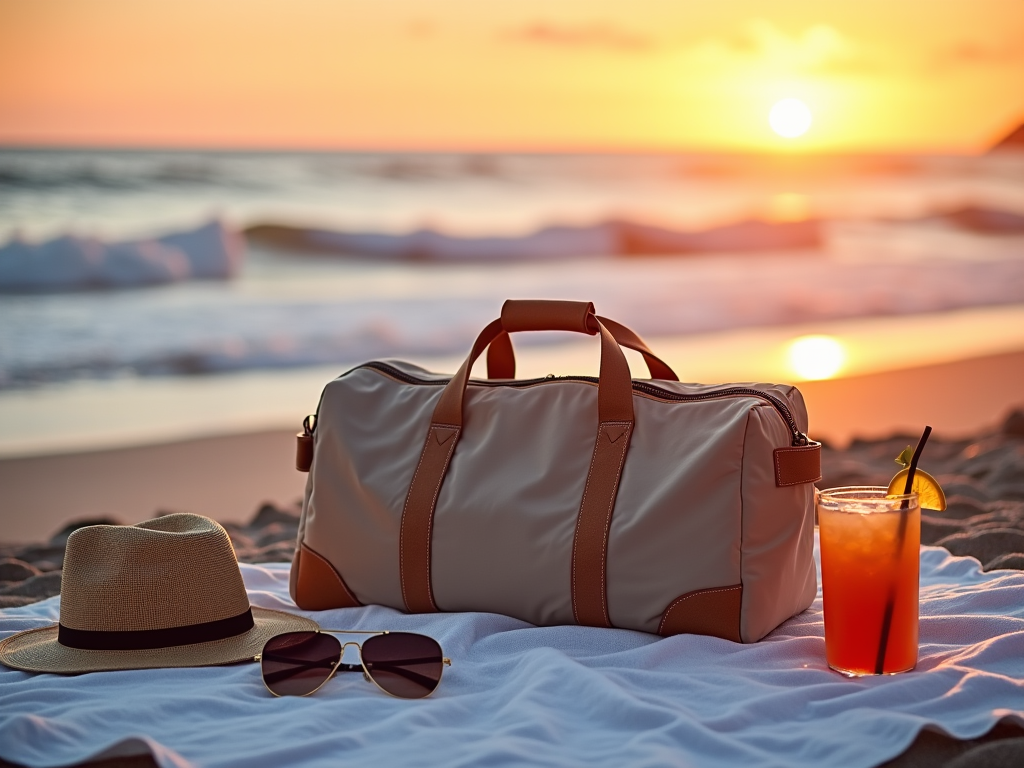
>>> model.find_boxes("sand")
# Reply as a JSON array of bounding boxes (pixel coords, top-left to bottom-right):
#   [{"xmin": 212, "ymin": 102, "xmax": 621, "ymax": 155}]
[
  {"xmin": 800, "ymin": 349, "xmax": 1024, "ymax": 446},
  {"xmin": 0, "ymin": 430, "xmax": 306, "ymax": 544},
  {"xmin": 2, "ymin": 353, "xmax": 1023, "ymax": 768}
]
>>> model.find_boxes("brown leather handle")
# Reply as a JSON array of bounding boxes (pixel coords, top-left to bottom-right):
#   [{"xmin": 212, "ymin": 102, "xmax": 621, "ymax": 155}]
[
  {"xmin": 485, "ymin": 314, "xmax": 679, "ymax": 382},
  {"xmin": 500, "ymin": 299, "xmax": 598, "ymax": 335},
  {"xmin": 433, "ymin": 301, "xmax": 634, "ymax": 426}
]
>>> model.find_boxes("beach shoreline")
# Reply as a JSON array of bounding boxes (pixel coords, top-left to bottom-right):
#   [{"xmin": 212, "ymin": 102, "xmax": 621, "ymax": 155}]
[
  {"xmin": 3, "ymin": 402, "xmax": 1022, "ymax": 585},
  {"xmin": 3, "ymin": 346, "xmax": 1023, "ymax": 542},
  {"xmin": 4, "ymin": 303, "xmax": 1024, "ymax": 460}
]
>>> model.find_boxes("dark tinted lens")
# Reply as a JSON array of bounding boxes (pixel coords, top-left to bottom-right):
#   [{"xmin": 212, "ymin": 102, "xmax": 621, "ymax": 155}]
[
  {"xmin": 261, "ymin": 631, "xmax": 341, "ymax": 696},
  {"xmin": 361, "ymin": 632, "xmax": 444, "ymax": 699}
]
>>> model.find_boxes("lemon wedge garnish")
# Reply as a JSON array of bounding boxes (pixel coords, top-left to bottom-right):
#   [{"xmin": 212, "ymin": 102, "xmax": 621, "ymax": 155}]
[{"xmin": 887, "ymin": 468, "xmax": 947, "ymax": 512}]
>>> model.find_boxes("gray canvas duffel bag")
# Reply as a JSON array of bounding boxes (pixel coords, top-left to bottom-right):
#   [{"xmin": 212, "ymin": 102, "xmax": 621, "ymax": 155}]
[{"xmin": 290, "ymin": 300, "xmax": 821, "ymax": 642}]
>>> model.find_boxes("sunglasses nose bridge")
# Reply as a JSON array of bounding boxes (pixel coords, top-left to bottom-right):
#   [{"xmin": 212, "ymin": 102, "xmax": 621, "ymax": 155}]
[{"xmin": 339, "ymin": 641, "xmax": 363, "ymax": 661}]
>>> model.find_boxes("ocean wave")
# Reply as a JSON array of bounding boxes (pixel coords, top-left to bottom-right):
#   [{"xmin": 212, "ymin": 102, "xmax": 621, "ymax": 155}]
[
  {"xmin": 924, "ymin": 206, "xmax": 1024, "ymax": 235},
  {"xmin": 0, "ymin": 220, "xmax": 244, "ymax": 292},
  {"xmin": 0, "ymin": 306, "xmax": 487, "ymax": 388},
  {"xmin": 0, "ymin": 153, "xmax": 274, "ymax": 191},
  {"xmin": 245, "ymin": 205, "xmax": 1024, "ymax": 261},
  {"xmin": 0, "ymin": 151, "xmax": 511, "ymax": 191},
  {"xmin": 4, "ymin": 205, "xmax": 1022, "ymax": 294},
  {"xmin": 6, "ymin": 151, "xmax": 1014, "ymax": 192},
  {"xmin": 4, "ymin": 251, "xmax": 1024, "ymax": 390},
  {"xmin": 245, "ymin": 218, "xmax": 824, "ymax": 260}
]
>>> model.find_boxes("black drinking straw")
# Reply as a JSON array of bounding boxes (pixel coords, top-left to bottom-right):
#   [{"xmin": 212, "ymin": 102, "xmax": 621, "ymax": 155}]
[{"xmin": 873, "ymin": 425, "xmax": 932, "ymax": 675}]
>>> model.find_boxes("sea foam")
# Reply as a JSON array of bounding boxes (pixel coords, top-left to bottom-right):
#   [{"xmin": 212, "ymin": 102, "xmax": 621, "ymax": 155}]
[{"xmin": 0, "ymin": 220, "xmax": 244, "ymax": 292}]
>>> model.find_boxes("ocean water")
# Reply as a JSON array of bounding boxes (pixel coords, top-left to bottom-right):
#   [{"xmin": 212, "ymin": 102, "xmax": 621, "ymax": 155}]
[{"xmin": 2, "ymin": 148, "xmax": 1024, "ymax": 394}]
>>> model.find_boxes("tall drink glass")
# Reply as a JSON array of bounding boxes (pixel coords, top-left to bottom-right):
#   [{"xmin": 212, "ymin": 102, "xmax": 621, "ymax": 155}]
[{"xmin": 817, "ymin": 486, "xmax": 920, "ymax": 676}]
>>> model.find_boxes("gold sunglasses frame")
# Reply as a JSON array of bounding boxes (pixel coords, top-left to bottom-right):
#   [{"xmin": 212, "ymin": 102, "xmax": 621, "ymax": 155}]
[{"xmin": 255, "ymin": 629, "xmax": 452, "ymax": 699}]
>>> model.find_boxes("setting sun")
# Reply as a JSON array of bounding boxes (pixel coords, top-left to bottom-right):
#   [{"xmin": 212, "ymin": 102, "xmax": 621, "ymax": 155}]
[
  {"xmin": 788, "ymin": 335, "xmax": 845, "ymax": 380},
  {"xmin": 769, "ymin": 99, "xmax": 813, "ymax": 139}
]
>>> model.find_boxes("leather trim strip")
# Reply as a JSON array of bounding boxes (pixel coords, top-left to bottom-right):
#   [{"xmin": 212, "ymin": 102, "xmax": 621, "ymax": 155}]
[
  {"xmin": 293, "ymin": 542, "xmax": 362, "ymax": 610},
  {"xmin": 657, "ymin": 584, "xmax": 743, "ymax": 641},
  {"xmin": 774, "ymin": 442, "xmax": 822, "ymax": 487},
  {"xmin": 399, "ymin": 424, "xmax": 461, "ymax": 613},
  {"xmin": 571, "ymin": 421, "xmax": 634, "ymax": 628},
  {"xmin": 295, "ymin": 433, "xmax": 314, "ymax": 472},
  {"xmin": 58, "ymin": 609, "xmax": 254, "ymax": 650}
]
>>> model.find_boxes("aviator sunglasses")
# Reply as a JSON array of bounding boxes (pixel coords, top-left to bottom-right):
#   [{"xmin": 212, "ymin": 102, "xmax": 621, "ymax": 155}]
[{"xmin": 256, "ymin": 630, "xmax": 451, "ymax": 699}]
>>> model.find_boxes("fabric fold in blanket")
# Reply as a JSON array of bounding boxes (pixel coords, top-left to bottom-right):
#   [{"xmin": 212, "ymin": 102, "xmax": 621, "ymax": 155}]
[{"xmin": 1, "ymin": 534, "xmax": 1022, "ymax": 768}]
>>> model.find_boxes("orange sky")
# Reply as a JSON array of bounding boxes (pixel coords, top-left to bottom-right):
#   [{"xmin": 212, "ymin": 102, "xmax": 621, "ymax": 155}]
[{"xmin": 1, "ymin": 0, "xmax": 1022, "ymax": 152}]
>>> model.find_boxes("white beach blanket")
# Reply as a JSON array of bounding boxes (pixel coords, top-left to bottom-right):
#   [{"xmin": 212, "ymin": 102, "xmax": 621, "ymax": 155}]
[{"xmin": 1, "ymin": 534, "xmax": 1023, "ymax": 768}]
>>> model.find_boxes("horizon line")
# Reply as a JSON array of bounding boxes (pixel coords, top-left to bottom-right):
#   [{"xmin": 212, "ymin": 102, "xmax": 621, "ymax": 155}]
[{"xmin": 0, "ymin": 141, "xmax": 1003, "ymax": 158}]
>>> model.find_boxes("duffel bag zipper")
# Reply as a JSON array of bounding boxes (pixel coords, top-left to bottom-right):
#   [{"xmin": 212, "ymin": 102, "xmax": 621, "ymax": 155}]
[{"xmin": 357, "ymin": 361, "xmax": 810, "ymax": 447}]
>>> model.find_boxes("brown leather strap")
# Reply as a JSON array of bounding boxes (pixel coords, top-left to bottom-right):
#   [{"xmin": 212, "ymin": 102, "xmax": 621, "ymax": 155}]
[
  {"xmin": 485, "ymin": 330, "xmax": 517, "ymax": 378},
  {"xmin": 485, "ymin": 316, "xmax": 679, "ymax": 382},
  {"xmin": 594, "ymin": 316, "xmax": 679, "ymax": 381},
  {"xmin": 399, "ymin": 300, "xmax": 636, "ymax": 615},
  {"xmin": 400, "ymin": 424, "xmax": 461, "ymax": 612},
  {"xmin": 774, "ymin": 442, "xmax": 822, "ymax": 486},
  {"xmin": 571, "ymin": 421, "xmax": 633, "ymax": 627}
]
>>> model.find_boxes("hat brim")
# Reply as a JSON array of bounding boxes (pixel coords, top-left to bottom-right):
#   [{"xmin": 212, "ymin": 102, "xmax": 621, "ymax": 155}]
[{"xmin": 0, "ymin": 608, "xmax": 318, "ymax": 674}]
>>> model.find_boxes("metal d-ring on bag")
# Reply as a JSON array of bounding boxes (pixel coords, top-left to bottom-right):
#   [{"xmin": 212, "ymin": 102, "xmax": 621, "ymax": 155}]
[{"xmin": 289, "ymin": 300, "xmax": 821, "ymax": 642}]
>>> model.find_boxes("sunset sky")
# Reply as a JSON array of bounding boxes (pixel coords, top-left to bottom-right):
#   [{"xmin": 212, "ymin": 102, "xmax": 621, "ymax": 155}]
[{"xmin": 1, "ymin": 0, "xmax": 1022, "ymax": 152}]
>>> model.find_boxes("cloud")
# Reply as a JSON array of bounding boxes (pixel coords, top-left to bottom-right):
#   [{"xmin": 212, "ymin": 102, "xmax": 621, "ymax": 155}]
[
  {"xmin": 406, "ymin": 19, "xmax": 436, "ymax": 39},
  {"xmin": 933, "ymin": 40, "xmax": 1024, "ymax": 69},
  {"xmin": 504, "ymin": 22, "xmax": 654, "ymax": 53},
  {"xmin": 686, "ymin": 19, "xmax": 872, "ymax": 76}
]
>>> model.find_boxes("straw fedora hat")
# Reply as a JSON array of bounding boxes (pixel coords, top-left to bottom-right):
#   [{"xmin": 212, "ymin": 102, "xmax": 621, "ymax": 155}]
[{"xmin": 0, "ymin": 513, "xmax": 317, "ymax": 674}]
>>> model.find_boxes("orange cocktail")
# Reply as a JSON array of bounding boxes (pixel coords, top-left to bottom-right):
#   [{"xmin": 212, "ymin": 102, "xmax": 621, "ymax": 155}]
[{"xmin": 818, "ymin": 487, "xmax": 920, "ymax": 676}]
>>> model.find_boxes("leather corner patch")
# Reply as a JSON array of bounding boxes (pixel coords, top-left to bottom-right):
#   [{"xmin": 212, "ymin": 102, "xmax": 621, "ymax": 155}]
[
  {"xmin": 658, "ymin": 584, "xmax": 743, "ymax": 642},
  {"xmin": 774, "ymin": 442, "xmax": 822, "ymax": 487},
  {"xmin": 293, "ymin": 543, "xmax": 361, "ymax": 611}
]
